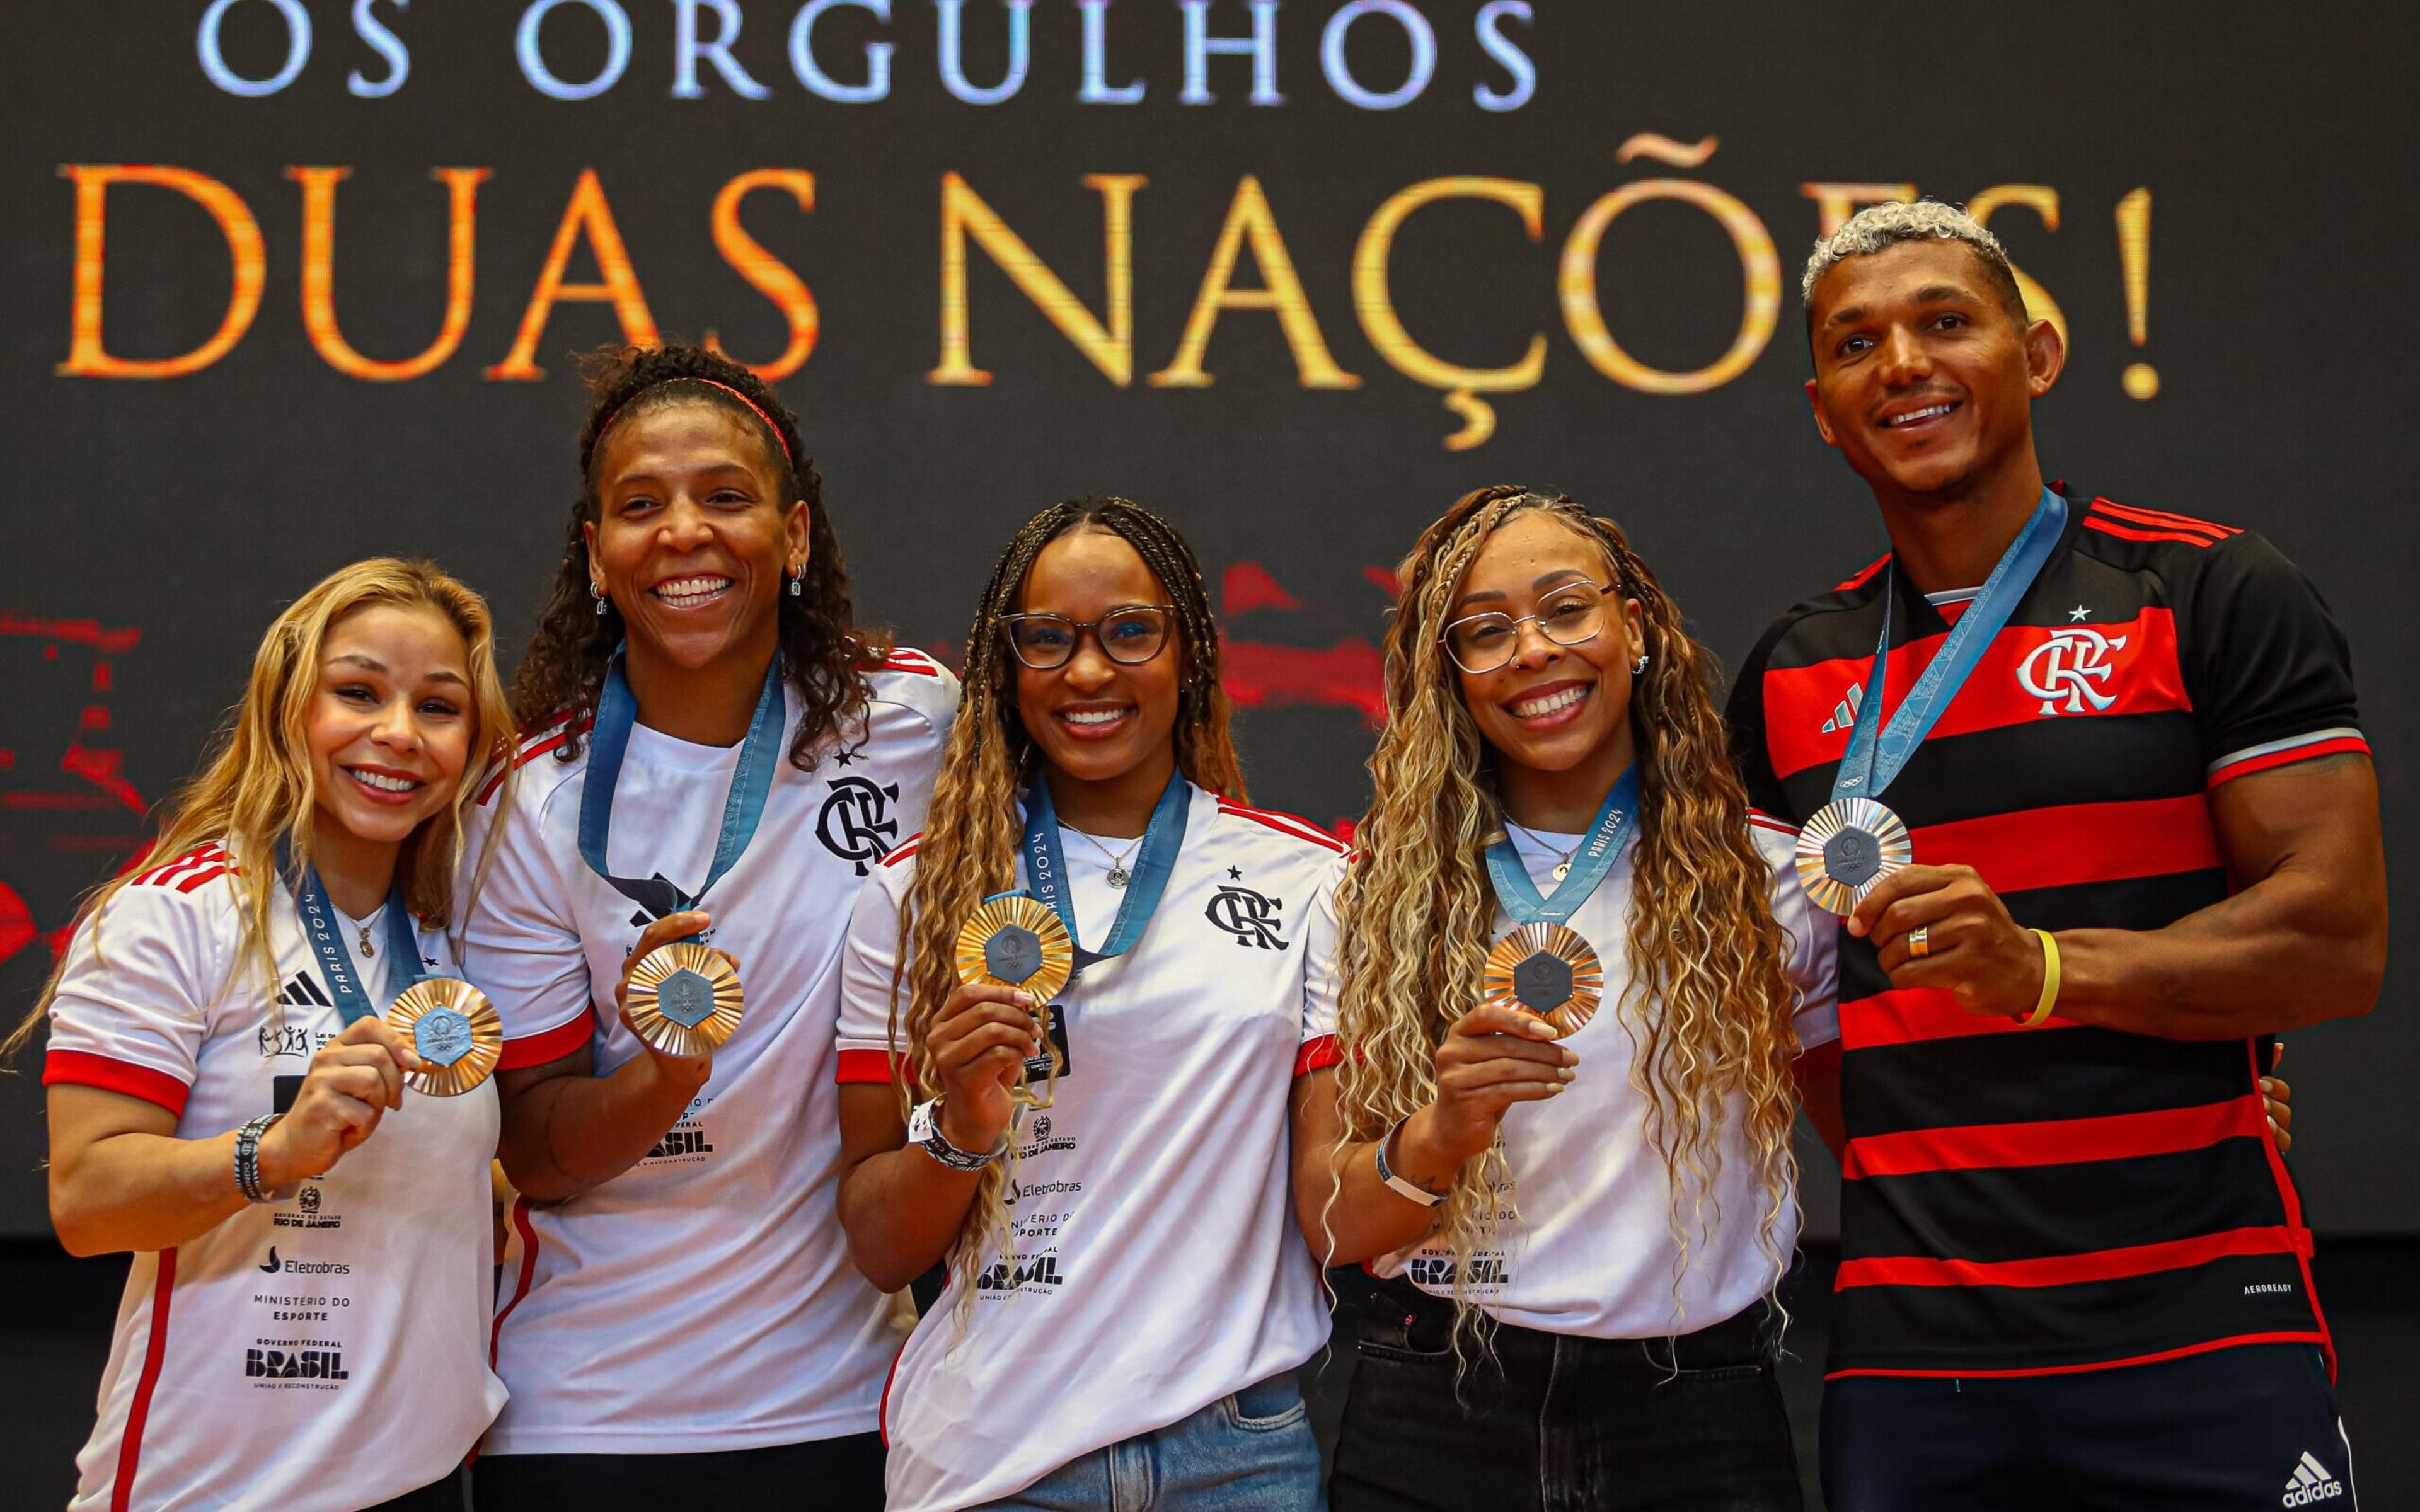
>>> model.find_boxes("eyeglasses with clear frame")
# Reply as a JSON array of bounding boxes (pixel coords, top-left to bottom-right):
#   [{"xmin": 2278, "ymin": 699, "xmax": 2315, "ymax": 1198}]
[
  {"xmin": 1439, "ymin": 580, "xmax": 1622, "ymax": 675},
  {"xmin": 998, "ymin": 605, "xmax": 1178, "ymax": 670}
]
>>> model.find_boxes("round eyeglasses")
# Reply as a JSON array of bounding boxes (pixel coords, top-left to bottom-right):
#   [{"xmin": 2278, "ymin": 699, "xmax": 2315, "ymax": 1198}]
[
  {"xmin": 1439, "ymin": 580, "xmax": 1620, "ymax": 675},
  {"xmin": 999, "ymin": 605, "xmax": 1177, "ymax": 670}
]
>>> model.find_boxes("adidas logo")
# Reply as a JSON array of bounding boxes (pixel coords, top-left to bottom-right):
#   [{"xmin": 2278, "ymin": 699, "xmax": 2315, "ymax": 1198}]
[
  {"xmin": 2282, "ymin": 1450, "xmax": 2344, "ymax": 1505},
  {"xmin": 1820, "ymin": 682, "xmax": 1864, "ymax": 736},
  {"xmin": 279, "ymin": 972, "xmax": 331, "ymax": 1008}
]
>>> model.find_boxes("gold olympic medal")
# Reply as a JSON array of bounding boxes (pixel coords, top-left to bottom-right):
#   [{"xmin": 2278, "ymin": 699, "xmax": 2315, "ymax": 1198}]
[
  {"xmin": 625, "ymin": 942, "xmax": 745, "ymax": 1058},
  {"xmin": 1482, "ymin": 922, "xmax": 1605, "ymax": 1036},
  {"xmin": 1795, "ymin": 797, "xmax": 1914, "ymax": 916},
  {"xmin": 386, "ymin": 978, "xmax": 504, "ymax": 1097},
  {"xmin": 954, "ymin": 895, "xmax": 1075, "ymax": 1008},
  {"xmin": 957, "ymin": 895, "xmax": 1075, "ymax": 1110}
]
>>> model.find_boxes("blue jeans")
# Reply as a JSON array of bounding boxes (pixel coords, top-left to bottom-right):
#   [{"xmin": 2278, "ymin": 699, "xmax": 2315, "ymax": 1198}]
[{"xmin": 981, "ymin": 1372, "xmax": 1323, "ymax": 1511}]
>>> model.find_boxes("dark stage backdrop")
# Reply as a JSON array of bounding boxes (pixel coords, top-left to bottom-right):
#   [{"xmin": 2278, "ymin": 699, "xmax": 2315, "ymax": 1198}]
[{"xmin": 1, "ymin": 3, "xmax": 2411, "ymax": 1239}]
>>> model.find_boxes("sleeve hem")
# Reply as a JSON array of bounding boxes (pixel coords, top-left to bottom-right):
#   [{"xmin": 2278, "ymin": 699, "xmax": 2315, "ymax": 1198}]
[
  {"xmin": 2206, "ymin": 730, "xmax": 2368, "ymax": 788},
  {"xmin": 1293, "ymin": 1034, "xmax": 1343, "ymax": 1078},
  {"xmin": 496, "ymin": 1012, "xmax": 595, "ymax": 1072},
  {"xmin": 835, "ymin": 1047, "xmax": 908, "ymax": 1086},
  {"xmin": 43, "ymin": 1050, "xmax": 192, "ymax": 1117}
]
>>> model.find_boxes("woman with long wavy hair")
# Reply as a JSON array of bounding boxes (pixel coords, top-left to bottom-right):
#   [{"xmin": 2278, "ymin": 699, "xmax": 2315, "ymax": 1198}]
[
  {"xmin": 20, "ymin": 559, "xmax": 517, "ymax": 1512},
  {"xmin": 460, "ymin": 342, "xmax": 958, "ymax": 1511},
  {"xmin": 1296, "ymin": 486, "xmax": 1838, "ymax": 1511},
  {"xmin": 833, "ymin": 497, "xmax": 1339, "ymax": 1511}
]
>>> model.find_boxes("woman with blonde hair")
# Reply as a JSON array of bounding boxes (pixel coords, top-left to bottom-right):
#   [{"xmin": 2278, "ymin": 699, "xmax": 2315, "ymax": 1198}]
[
  {"xmin": 834, "ymin": 497, "xmax": 1339, "ymax": 1511},
  {"xmin": 22, "ymin": 558, "xmax": 518, "ymax": 1512},
  {"xmin": 1295, "ymin": 486, "xmax": 1836, "ymax": 1511}
]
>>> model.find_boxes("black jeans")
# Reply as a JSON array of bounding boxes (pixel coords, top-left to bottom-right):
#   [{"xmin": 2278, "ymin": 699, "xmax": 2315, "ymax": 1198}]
[
  {"xmin": 473, "ymin": 1432, "xmax": 887, "ymax": 1512},
  {"xmin": 1330, "ymin": 1283, "xmax": 1802, "ymax": 1512}
]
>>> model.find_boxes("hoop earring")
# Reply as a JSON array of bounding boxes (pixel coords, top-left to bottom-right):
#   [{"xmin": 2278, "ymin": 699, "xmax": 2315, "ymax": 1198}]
[
  {"xmin": 1631, "ymin": 654, "xmax": 1650, "ymax": 675},
  {"xmin": 590, "ymin": 580, "xmax": 609, "ymax": 617}
]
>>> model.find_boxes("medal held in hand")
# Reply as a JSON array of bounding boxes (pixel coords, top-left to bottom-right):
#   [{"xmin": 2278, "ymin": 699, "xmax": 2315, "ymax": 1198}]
[
  {"xmin": 956, "ymin": 893, "xmax": 1075, "ymax": 1108},
  {"xmin": 1794, "ymin": 797, "xmax": 1914, "ymax": 917},
  {"xmin": 625, "ymin": 942, "xmax": 747, "ymax": 1058},
  {"xmin": 1482, "ymin": 922, "xmax": 1604, "ymax": 1035},
  {"xmin": 386, "ymin": 978, "xmax": 504, "ymax": 1097},
  {"xmin": 1482, "ymin": 765, "xmax": 1638, "ymax": 1038},
  {"xmin": 579, "ymin": 653, "xmax": 787, "ymax": 1057},
  {"xmin": 1801, "ymin": 488, "xmax": 2069, "ymax": 916}
]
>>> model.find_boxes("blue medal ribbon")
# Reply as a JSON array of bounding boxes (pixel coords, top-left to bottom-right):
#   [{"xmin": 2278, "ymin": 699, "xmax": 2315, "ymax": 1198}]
[
  {"xmin": 577, "ymin": 651, "xmax": 785, "ymax": 933},
  {"xmin": 1019, "ymin": 770, "xmax": 1189, "ymax": 978},
  {"xmin": 1485, "ymin": 765, "xmax": 1640, "ymax": 926},
  {"xmin": 287, "ymin": 843, "xmax": 427, "ymax": 1027},
  {"xmin": 1831, "ymin": 488, "xmax": 2068, "ymax": 806}
]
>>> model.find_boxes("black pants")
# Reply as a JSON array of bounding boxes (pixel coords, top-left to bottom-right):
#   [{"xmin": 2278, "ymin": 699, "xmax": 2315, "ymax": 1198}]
[
  {"xmin": 1330, "ymin": 1283, "xmax": 1802, "ymax": 1512},
  {"xmin": 473, "ymin": 1433, "xmax": 886, "ymax": 1512},
  {"xmin": 1821, "ymin": 1343, "xmax": 2355, "ymax": 1511}
]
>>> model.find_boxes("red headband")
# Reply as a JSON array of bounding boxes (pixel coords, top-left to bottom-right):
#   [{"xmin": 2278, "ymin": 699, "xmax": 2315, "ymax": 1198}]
[{"xmin": 594, "ymin": 377, "xmax": 794, "ymax": 465}]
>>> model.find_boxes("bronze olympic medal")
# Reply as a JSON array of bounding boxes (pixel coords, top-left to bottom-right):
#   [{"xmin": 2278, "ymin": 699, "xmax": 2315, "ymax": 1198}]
[
  {"xmin": 1482, "ymin": 922, "xmax": 1605, "ymax": 1036},
  {"xmin": 1795, "ymin": 796, "xmax": 1914, "ymax": 916},
  {"xmin": 386, "ymin": 978, "xmax": 503, "ymax": 1097},
  {"xmin": 625, "ymin": 942, "xmax": 746, "ymax": 1058},
  {"xmin": 954, "ymin": 895, "xmax": 1075, "ymax": 1009}
]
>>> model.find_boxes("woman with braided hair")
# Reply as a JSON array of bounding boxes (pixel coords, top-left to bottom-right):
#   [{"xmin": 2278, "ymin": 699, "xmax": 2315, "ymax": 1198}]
[
  {"xmin": 1296, "ymin": 486, "xmax": 1836, "ymax": 1511},
  {"xmin": 461, "ymin": 342, "xmax": 959, "ymax": 1510},
  {"xmin": 834, "ymin": 497, "xmax": 1339, "ymax": 1511}
]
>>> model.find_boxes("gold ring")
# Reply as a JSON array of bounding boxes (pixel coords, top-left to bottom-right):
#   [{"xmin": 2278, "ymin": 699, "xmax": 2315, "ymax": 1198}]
[{"xmin": 1908, "ymin": 925, "xmax": 1931, "ymax": 959}]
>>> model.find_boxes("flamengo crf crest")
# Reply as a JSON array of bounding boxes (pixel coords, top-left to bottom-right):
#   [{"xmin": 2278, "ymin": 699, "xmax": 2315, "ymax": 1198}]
[
  {"xmin": 817, "ymin": 775, "xmax": 899, "ymax": 874},
  {"xmin": 1206, "ymin": 885, "xmax": 1288, "ymax": 949}
]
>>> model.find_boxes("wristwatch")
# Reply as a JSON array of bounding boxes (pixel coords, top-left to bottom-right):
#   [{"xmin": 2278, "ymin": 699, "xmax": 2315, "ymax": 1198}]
[
  {"xmin": 1376, "ymin": 1116, "xmax": 1444, "ymax": 1208},
  {"xmin": 908, "ymin": 1098, "xmax": 1008, "ymax": 1171}
]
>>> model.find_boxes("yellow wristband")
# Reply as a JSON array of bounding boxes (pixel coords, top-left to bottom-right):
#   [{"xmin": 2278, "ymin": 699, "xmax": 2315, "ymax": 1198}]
[{"xmin": 2021, "ymin": 929, "xmax": 2061, "ymax": 1028}]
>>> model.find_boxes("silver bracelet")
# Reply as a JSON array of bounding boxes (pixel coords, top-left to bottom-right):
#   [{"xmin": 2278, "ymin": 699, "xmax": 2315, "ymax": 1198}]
[
  {"xmin": 233, "ymin": 1113, "xmax": 283, "ymax": 1203},
  {"xmin": 1375, "ymin": 1116, "xmax": 1445, "ymax": 1208},
  {"xmin": 908, "ymin": 1098, "xmax": 1008, "ymax": 1171}
]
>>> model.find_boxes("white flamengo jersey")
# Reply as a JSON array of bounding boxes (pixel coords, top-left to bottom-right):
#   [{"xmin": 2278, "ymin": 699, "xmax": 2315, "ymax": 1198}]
[
  {"xmin": 462, "ymin": 655, "xmax": 956, "ymax": 1456},
  {"xmin": 1369, "ymin": 819, "xmax": 1839, "ymax": 1338},
  {"xmin": 42, "ymin": 844, "xmax": 505, "ymax": 1512},
  {"xmin": 836, "ymin": 784, "xmax": 1344, "ymax": 1512}
]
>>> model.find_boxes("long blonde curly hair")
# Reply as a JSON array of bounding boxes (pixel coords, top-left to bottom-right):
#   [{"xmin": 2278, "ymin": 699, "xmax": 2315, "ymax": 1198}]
[
  {"xmin": 1330, "ymin": 486, "xmax": 1801, "ymax": 1328},
  {"xmin": 891, "ymin": 499, "xmax": 1245, "ymax": 1310},
  {"xmin": 11, "ymin": 558, "xmax": 519, "ymax": 1055}
]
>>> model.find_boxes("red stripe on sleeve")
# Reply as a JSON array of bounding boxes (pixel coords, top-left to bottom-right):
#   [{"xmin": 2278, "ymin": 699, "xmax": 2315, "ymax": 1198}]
[
  {"xmin": 2082, "ymin": 517, "xmax": 2225, "ymax": 549},
  {"xmin": 110, "ymin": 1248, "xmax": 176, "ymax": 1512},
  {"xmin": 2208, "ymin": 736, "xmax": 2370, "ymax": 788},
  {"xmin": 836, "ymin": 1048, "xmax": 906, "ymax": 1085},
  {"xmin": 1835, "ymin": 1224, "xmax": 2310, "ymax": 1292},
  {"xmin": 1841, "ymin": 1096, "xmax": 2267, "ymax": 1180},
  {"xmin": 2089, "ymin": 499, "xmax": 2238, "ymax": 537},
  {"xmin": 495, "ymin": 1013, "xmax": 595, "ymax": 1072},
  {"xmin": 1293, "ymin": 1034, "xmax": 1342, "ymax": 1077},
  {"xmin": 44, "ymin": 1051, "xmax": 191, "ymax": 1117}
]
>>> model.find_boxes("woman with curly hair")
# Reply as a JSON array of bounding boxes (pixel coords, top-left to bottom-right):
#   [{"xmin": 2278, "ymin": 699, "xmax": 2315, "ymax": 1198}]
[
  {"xmin": 833, "ymin": 498, "xmax": 1339, "ymax": 1511},
  {"xmin": 21, "ymin": 559, "xmax": 517, "ymax": 1512},
  {"xmin": 461, "ymin": 343, "xmax": 958, "ymax": 1511},
  {"xmin": 1296, "ymin": 486, "xmax": 1837, "ymax": 1511}
]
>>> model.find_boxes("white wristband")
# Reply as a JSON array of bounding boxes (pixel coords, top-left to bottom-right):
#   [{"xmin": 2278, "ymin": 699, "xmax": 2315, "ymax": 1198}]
[{"xmin": 1375, "ymin": 1116, "xmax": 1444, "ymax": 1208}]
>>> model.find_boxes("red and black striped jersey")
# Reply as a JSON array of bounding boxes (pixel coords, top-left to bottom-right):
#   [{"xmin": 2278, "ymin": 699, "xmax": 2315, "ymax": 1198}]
[{"xmin": 1727, "ymin": 487, "xmax": 2366, "ymax": 1378}]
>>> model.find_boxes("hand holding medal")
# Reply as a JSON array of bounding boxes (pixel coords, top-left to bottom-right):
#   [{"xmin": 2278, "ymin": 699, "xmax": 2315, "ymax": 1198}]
[
  {"xmin": 616, "ymin": 909, "xmax": 744, "ymax": 1065},
  {"xmin": 955, "ymin": 893, "xmax": 1074, "ymax": 1107}
]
